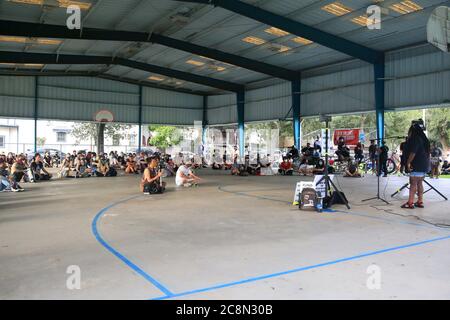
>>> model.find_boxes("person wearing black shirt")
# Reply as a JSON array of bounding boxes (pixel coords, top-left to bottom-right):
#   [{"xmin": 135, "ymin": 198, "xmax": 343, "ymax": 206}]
[
  {"xmin": 354, "ymin": 142, "xmax": 364, "ymax": 164},
  {"xmin": 378, "ymin": 141, "xmax": 389, "ymax": 177},
  {"xmin": 401, "ymin": 120, "xmax": 431, "ymax": 209},
  {"xmin": 399, "ymin": 138, "xmax": 408, "ymax": 174},
  {"xmin": 442, "ymin": 160, "xmax": 450, "ymax": 175},
  {"xmin": 368, "ymin": 140, "xmax": 377, "ymax": 173},
  {"xmin": 336, "ymin": 137, "xmax": 350, "ymax": 161},
  {"xmin": 287, "ymin": 145, "xmax": 299, "ymax": 160},
  {"xmin": 30, "ymin": 153, "xmax": 52, "ymax": 181}
]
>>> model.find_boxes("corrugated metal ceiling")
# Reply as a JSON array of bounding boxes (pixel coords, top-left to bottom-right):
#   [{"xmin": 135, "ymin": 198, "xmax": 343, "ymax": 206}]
[{"xmin": 0, "ymin": 0, "xmax": 448, "ymax": 94}]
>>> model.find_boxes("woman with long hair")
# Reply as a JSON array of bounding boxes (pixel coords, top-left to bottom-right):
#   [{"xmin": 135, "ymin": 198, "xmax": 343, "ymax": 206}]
[{"xmin": 401, "ymin": 120, "xmax": 430, "ymax": 209}]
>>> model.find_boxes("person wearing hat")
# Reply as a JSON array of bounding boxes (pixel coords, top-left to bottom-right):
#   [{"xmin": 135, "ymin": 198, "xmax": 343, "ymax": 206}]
[{"xmin": 175, "ymin": 160, "xmax": 201, "ymax": 187}]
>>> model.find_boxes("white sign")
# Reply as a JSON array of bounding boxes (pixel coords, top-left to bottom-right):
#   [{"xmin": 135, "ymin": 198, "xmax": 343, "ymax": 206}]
[
  {"xmin": 313, "ymin": 175, "xmax": 334, "ymax": 198},
  {"xmin": 293, "ymin": 181, "xmax": 315, "ymax": 205}
]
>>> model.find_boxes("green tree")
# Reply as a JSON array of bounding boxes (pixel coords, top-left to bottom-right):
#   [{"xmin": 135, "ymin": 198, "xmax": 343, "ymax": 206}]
[
  {"xmin": 36, "ymin": 137, "xmax": 46, "ymax": 147},
  {"xmin": 426, "ymin": 107, "xmax": 450, "ymax": 151},
  {"xmin": 148, "ymin": 125, "xmax": 183, "ymax": 151},
  {"xmin": 71, "ymin": 122, "xmax": 132, "ymax": 153}
]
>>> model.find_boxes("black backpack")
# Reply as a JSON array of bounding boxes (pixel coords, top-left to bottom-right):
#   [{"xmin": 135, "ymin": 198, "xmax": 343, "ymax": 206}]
[{"xmin": 299, "ymin": 188, "xmax": 318, "ymax": 210}]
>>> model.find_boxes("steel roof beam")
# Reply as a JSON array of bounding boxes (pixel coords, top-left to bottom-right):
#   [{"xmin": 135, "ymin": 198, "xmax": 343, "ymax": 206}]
[
  {"xmin": 0, "ymin": 20, "xmax": 299, "ymax": 80},
  {"xmin": 175, "ymin": 0, "xmax": 383, "ymax": 64},
  {"xmin": 0, "ymin": 51, "xmax": 244, "ymax": 92}
]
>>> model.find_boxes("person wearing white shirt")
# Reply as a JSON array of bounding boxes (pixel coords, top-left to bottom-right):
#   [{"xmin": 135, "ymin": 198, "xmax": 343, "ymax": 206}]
[{"xmin": 175, "ymin": 161, "xmax": 201, "ymax": 187}]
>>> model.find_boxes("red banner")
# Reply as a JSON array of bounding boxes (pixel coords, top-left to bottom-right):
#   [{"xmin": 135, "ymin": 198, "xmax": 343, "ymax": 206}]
[{"xmin": 333, "ymin": 129, "xmax": 360, "ymax": 146}]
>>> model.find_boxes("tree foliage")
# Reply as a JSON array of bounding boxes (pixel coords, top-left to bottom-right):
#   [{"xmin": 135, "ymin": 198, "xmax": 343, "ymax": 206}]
[
  {"xmin": 148, "ymin": 125, "xmax": 183, "ymax": 150},
  {"xmin": 71, "ymin": 122, "xmax": 131, "ymax": 145}
]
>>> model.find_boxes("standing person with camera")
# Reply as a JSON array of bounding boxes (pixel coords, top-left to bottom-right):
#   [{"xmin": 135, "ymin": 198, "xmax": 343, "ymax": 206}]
[
  {"xmin": 140, "ymin": 157, "xmax": 165, "ymax": 195},
  {"xmin": 401, "ymin": 120, "xmax": 431, "ymax": 209}
]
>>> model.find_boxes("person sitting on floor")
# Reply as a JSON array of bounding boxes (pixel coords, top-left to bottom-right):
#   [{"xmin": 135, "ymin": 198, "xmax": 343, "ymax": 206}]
[
  {"xmin": 344, "ymin": 162, "xmax": 362, "ymax": 178},
  {"xmin": 74, "ymin": 154, "xmax": 90, "ymax": 178},
  {"xmin": 30, "ymin": 153, "xmax": 52, "ymax": 181},
  {"xmin": 442, "ymin": 160, "xmax": 450, "ymax": 175},
  {"xmin": 58, "ymin": 154, "xmax": 72, "ymax": 178},
  {"xmin": 298, "ymin": 158, "xmax": 314, "ymax": 176},
  {"xmin": 175, "ymin": 161, "xmax": 201, "ymax": 187},
  {"xmin": 278, "ymin": 157, "xmax": 293, "ymax": 176},
  {"xmin": 140, "ymin": 157, "xmax": 166, "ymax": 194},
  {"xmin": 313, "ymin": 158, "xmax": 326, "ymax": 175},
  {"xmin": 125, "ymin": 154, "xmax": 138, "ymax": 174},
  {"xmin": 43, "ymin": 152, "xmax": 53, "ymax": 168},
  {"xmin": 10, "ymin": 155, "xmax": 27, "ymax": 187}
]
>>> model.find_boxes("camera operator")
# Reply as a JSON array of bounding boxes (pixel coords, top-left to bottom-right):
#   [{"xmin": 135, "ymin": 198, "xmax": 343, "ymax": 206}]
[
  {"xmin": 140, "ymin": 156, "xmax": 165, "ymax": 194},
  {"xmin": 401, "ymin": 119, "xmax": 430, "ymax": 209}
]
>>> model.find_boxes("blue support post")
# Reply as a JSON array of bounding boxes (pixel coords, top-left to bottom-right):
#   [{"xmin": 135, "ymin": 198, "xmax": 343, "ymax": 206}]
[
  {"xmin": 292, "ymin": 79, "xmax": 301, "ymax": 149},
  {"xmin": 237, "ymin": 90, "xmax": 245, "ymax": 157},
  {"xmin": 202, "ymin": 95, "xmax": 208, "ymax": 147},
  {"xmin": 138, "ymin": 85, "xmax": 143, "ymax": 152},
  {"xmin": 374, "ymin": 57, "xmax": 385, "ymax": 145},
  {"xmin": 34, "ymin": 76, "xmax": 38, "ymax": 153}
]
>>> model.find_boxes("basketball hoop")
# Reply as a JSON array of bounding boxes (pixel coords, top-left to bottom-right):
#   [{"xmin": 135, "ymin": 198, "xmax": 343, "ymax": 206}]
[{"xmin": 94, "ymin": 109, "xmax": 114, "ymax": 123}]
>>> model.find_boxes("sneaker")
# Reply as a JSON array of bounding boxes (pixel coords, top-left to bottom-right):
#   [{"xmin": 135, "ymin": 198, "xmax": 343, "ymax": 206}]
[
  {"xmin": 144, "ymin": 192, "xmax": 150, "ymax": 195},
  {"xmin": 11, "ymin": 187, "xmax": 20, "ymax": 192},
  {"xmin": 16, "ymin": 185, "xmax": 24, "ymax": 191},
  {"xmin": 184, "ymin": 183, "xmax": 192, "ymax": 188}
]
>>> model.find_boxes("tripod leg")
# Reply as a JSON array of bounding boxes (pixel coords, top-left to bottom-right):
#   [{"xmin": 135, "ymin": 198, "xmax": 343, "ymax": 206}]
[
  {"xmin": 328, "ymin": 179, "xmax": 351, "ymax": 209},
  {"xmin": 391, "ymin": 183, "xmax": 409, "ymax": 198},
  {"xmin": 423, "ymin": 179, "xmax": 448, "ymax": 200}
]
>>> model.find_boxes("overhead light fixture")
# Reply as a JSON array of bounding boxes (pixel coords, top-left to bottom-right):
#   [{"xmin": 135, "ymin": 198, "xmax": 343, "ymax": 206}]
[
  {"xmin": 207, "ymin": 65, "xmax": 226, "ymax": 72},
  {"xmin": 351, "ymin": 15, "xmax": 374, "ymax": 26},
  {"xmin": 186, "ymin": 59, "xmax": 205, "ymax": 67},
  {"xmin": 8, "ymin": 0, "xmax": 92, "ymax": 10},
  {"xmin": 266, "ymin": 43, "xmax": 291, "ymax": 53},
  {"xmin": 242, "ymin": 36, "xmax": 266, "ymax": 45},
  {"xmin": 321, "ymin": 2, "xmax": 353, "ymax": 16},
  {"xmin": 265, "ymin": 27, "xmax": 290, "ymax": 37},
  {"xmin": 0, "ymin": 63, "xmax": 44, "ymax": 68},
  {"xmin": 148, "ymin": 75, "xmax": 165, "ymax": 81},
  {"xmin": 292, "ymin": 37, "xmax": 313, "ymax": 45},
  {"xmin": 0, "ymin": 35, "xmax": 62, "ymax": 45},
  {"xmin": 389, "ymin": 1, "xmax": 423, "ymax": 14}
]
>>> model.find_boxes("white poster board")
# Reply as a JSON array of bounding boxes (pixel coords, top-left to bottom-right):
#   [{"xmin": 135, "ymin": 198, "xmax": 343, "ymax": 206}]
[
  {"xmin": 313, "ymin": 175, "xmax": 334, "ymax": 198},
  {"xmin": 293, "ymin": 181, "xmax": 315, "ymax": 205}
]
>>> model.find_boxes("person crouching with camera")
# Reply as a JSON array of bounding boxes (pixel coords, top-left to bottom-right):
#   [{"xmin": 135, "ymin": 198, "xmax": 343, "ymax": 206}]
[
  {"xmin": 140, "ymin": 156, "xmax": 165, "ymax": 195},
  {"xmin": 401, "ymin": 119, "xmax": 431, "ymax": 209}
]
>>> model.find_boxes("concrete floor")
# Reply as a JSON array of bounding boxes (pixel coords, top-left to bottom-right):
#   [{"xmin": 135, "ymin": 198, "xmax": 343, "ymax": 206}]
[{"xmin": 0, "ymin": 170, "xmax": 449, "ymax": 300}]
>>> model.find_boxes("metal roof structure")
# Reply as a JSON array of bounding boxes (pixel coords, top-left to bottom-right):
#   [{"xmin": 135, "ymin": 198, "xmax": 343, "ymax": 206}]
[{"xmin": 0, "ymin": 0, "xmax": 448, "ymax": 94}]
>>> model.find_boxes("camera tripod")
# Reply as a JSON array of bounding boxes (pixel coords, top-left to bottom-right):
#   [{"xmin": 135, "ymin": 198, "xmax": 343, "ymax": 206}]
[
  {"xmin": 316, "ymin": 118, "xmax": 350, "ymax": 209},
  {"xmin": 391, "ymin": 178, "xmax": 448, "ymax": 200}
]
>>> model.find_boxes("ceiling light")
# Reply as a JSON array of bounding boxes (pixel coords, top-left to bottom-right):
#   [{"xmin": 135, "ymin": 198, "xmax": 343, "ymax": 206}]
[
  {"xmin": 292, "ymin": 37, "xmax": 313, "ymax": 45},
  {"xmin": 389, "ymin": 1, "xmax": 423, "ymax": 14},
  {"xmin": 186, "ymin": 59, "xmax": 205, "ymax": 67},
  {"xmin": 321, "ymin": 2, "xmax": 353, "ymax": 16},
  {"xmin": 266, "ymin": 43, "xmax": 291, "ymax": 53},
  {"xmin": 0, "ymin": 63, "xmax": 44, "ymax": 68},
  {"xmin": 8, "ymin": 0, "xmax": 92, "ymax": 10},
  {"xmin": 242, "ymin": 36, "xmax": 266, "ymax": 45},
  {"xmin": 0, "ymin": 36, "xmax": 62, "ymax": 45},
  {"xmin": 351, "ymin": 15, "xmax": 374, "ymax": 26},
  {"xmin": 148, "ymin": 75, "xmax": 165, "ymax": 81},
  {"xmin": 265, "ymin": 27, "xmax": 290, "ymax": 37}
]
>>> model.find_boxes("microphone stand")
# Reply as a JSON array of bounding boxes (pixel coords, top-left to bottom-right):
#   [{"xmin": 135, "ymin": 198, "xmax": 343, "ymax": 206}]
[{"xmin": 361, "ymin": 136, "xmax": 405, "ymax": 205}]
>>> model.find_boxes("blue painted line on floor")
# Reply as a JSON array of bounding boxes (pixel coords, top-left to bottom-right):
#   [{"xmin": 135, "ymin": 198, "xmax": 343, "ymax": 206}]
[
  {"xmin": 92, "ymin": 195, "xmax": 174, "ymax": 297},
  {"xmin": 150, "ymin": 233, "xmax": 450, "ymax": 300}
]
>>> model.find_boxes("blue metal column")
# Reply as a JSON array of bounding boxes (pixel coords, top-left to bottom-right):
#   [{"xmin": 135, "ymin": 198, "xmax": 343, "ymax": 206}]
[
  {"xmin": 34, "ymin": 76, "xmax": 38, "ymax": 153},
  {"xmin": 202, "ymin": 95, "xmax": 208, "ymax": 146},
  {"xmin": 138, "ymin": 85, "xmax": 143, "ymax": 152},
  {"xmin": 237, "ymin": 90, "xmax": 245, "ymax": 157},
  {"xmin": 374, "ymin": 56, "xmax": 385, "ymax": 144},
  {"xmin": 292, "ymin": 79, "xmax": 301, "ymax": 149}
]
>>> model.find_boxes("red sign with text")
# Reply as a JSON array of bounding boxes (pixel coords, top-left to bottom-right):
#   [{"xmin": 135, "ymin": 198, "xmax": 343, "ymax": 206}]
[{"xmin": 333, "ymin": 129, "xmax": 360, "ymax": 146}]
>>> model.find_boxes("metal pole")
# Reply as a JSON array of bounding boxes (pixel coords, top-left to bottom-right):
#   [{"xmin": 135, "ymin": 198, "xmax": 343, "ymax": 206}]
[
  {"xmin": 138, "ymin": 85, "xmax": 143, "ymax": 152},
  {"xmin": 34, "ymin": 75, "xmax": 38, "ymax": 153},
  {"xmin": 292, "ymin": 79, "xmax": 301, "ymax": 149}
]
